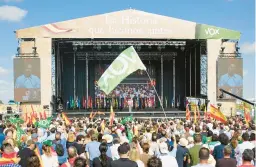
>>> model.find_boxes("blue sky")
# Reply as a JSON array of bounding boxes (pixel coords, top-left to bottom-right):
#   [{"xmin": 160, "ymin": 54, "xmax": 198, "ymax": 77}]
[{"xmin": 0, "ymin": 0, "xmax": 255, "ymax": 103}]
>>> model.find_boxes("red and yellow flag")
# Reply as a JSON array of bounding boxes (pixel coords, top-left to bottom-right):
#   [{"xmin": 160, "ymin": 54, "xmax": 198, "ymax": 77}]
[
  {"xmin": 109, "ymin": 105, "xmax": 115, "ymax": 126},
  {"xmin": 61, "ymin": 112, "xmax": 71, "ymax": 125},
  {"xmin": 193, "ymin": 105, "xmax": 197, "ymax": 123},
  {"xmin": 243, "ymin": 103, "xmax": 251, "ymax": 124},
  {"xmin": 209, "ymin": 104, "xmax": 227, "ymax": 124},
  {"xmin": 185, "ymin": 105, "xmax": 190, "ymax": 121}
]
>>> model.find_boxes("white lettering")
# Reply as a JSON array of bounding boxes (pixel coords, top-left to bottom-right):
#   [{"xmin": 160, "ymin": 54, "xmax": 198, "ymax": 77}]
[
  {"xmin": 108, "ymin": 57, "xmax": 128, "ymax": 75},
  {"xmin": 121, "ymin": 16, "xmax": 157, "ymax": 25},
  {"xmin": 101, "ymin": 72, "xmax": 114, "ymax": 87},
  {"xmin": 205, "ymin": 28, "xmax": 220, "ymax": 36}
]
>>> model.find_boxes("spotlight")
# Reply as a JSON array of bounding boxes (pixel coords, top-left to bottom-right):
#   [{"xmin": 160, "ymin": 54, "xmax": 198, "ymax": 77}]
[
  {"xmin": 32, "ymin": 47, "xmax": 37, "ymax": 56},
  {"xmin": 108, "ymin": 45, "xmax": 112, "ymax": 49},
  {"xmin": 180, "ymin": 46, "xmax": 185, "ymax": 51},
  {"xmin": 220, "ymin": 46, "xmax": 225, "ymax": 53},
  {"xmin": 137, "ymin": 45, "xmax": 141, "ymax": 51},
  {"xmin": 16, "ymin": 47, "xmax": 20, "ymax": 55},
  {"xmin": 97, "ymin": 45, "xmax": 101, "ymax": 51},
  {"xmin": 73, "ymin": 46, "xmax": 77, "ymax": 51},
  {"xmin": 175, "ymin": 45, "xmax": 179, "ymax": 49},
  {"xmin": 157, "ymin": 45, "xmax": 162, "ymax": 51},
  {"xmin": 236, "ymin": 46, "xmax": 240, "ymax": 52},
  {"xmin": 80, "ymin": 45, "xmax": 83, "ymax": 50},
  {"xmin": 148, "ymin": 45, "xmax": 152, "ymax": 49},
  {"xmin": 217, "ymin": 103, "xmax": 222, "ymax": 108}
]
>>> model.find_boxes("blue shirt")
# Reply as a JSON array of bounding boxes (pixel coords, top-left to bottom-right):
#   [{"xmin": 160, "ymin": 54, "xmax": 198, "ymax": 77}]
[
  {"xmin": 176, "ymin": 145, "xmax": 189, "ymax": 167},
  {"xmin": 213, "ymin": 144, "xmax": 235, "ymax": 160},
  {"xmin": 15, "ymin": 74, "xmax": 40, "ymax": 88},
  {"xmin": 0, "ymin": 133, "xmax": 5, "ymax": 148},
  {"xmin": 85, "ymin": 141, "xmax": 101, "ymax": 161}
]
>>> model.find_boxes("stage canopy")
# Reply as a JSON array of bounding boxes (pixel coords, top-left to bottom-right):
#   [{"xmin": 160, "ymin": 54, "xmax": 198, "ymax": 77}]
[{"xmin": 16, "ymin": 9, "xmax": 241, "ymax": 40}]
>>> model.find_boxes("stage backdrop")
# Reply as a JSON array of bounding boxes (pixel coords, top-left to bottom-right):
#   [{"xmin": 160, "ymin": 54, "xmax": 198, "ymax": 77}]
[
  {"xmin": 13, "ymin": 58, "xmax": 41, "ymax": 102},
  {"xmin": 217, "ymin": 58, "xmax": 243, "ymax": 99}
]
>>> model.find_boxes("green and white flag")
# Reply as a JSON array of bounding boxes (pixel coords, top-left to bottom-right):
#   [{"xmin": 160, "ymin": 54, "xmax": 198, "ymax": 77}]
[{"xmin": 98, "ymin": 46, "xmax": 146, "ymax": 95}]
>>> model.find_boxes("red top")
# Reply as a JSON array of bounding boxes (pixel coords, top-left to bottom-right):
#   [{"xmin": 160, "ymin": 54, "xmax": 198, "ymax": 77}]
[{"xmin": 238, "ymin": 165, "xmax": 254, "ymax": 167}]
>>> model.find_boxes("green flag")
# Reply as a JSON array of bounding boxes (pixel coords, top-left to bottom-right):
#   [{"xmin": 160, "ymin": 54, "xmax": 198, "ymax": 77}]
[
  {"xmin": 35, "ymin": 117, "xmax": 52, "ymax": 129},
  {"xmin": 120, "ymin": 116, "xmax": 133, "ymax": 125},
  {"xmin": 98, "ymin": 46, "xmax": 146, "ymax": 95},
  {"xmin": 16, "ymin": 127, "xmax": 25, "ymax": 142},
  {"xmin": 9, "ymin": 117, "xmax": 24, "ymax": 125}
]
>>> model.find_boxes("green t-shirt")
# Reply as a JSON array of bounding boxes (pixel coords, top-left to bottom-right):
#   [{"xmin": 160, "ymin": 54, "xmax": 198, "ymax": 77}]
[{"xmin": 189, "ymin": 144, "xmax": 201, "ymax": 166}]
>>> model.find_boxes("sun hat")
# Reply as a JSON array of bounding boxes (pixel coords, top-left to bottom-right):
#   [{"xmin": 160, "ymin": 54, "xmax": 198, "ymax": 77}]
[
  {"xmin": 102, "ymin": 134, "xmax": 113, "ymax": 143},
  {"xmin": 179, "ymin": 138, "xmax": 188, "ymax": 147}
]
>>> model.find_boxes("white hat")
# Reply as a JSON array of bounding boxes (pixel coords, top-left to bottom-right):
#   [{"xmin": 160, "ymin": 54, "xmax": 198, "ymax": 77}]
[
  {"xmin": 188, "ymin": 136, "xmax": 194, "ymax": 143},
  {"xmin": 102, "ymin": 134, "xmax": 113, "ymax": 143},
  {"xmin": 159, "ymin": 142, "xmax": 169, "ymax": 154},
  {"xmin": 179, "ymin": 138, "xmax": 188, "ymax": 147}
]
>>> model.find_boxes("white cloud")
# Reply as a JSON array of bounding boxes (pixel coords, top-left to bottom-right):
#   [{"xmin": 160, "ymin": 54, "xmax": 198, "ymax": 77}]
[
  {"xmin": 0, "ymin": 5, "xmax": 27, "ymax": 22},
  {"xmin": 0, "ymin": 80, "xmax": 13, "ymax": 103},
  {"xmin": 0, "ymin": 66, "xmax": 8, "ymax": 75},
  {"xmin": 1, "ymin": 0, "xmax": 23, "ymax": 2},
  {"xmin": 240, "ymin": 42, "xmax": 256, "ymax": 55}
]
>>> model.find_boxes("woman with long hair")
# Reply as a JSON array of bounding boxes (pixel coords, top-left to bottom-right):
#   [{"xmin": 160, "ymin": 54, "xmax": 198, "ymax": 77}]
[
  {"xmin": 41, "ymin": 142, "xmax": 59, "ymax": 167},
  {"xmin": 93, "ymin": 142, "xmax": 113, "ymax": 167}
]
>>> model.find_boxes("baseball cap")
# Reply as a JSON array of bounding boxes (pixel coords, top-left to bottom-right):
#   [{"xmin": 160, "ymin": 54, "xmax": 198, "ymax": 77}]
[{"xmin": 118, "ymin": 143, "xmax": 130, "ymax": 154}]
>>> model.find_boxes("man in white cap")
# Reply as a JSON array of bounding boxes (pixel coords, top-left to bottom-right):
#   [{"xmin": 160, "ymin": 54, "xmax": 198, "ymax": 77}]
[
  {"xmin": 158, "ymin": 142, "xmax": 178, "ymax": 167},
  {"xmin": 176, "ymin": 138, "xmax": 189, "ymax": 167}
]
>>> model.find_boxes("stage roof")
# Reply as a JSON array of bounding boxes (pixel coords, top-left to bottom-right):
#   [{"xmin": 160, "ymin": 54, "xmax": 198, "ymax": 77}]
[{"xmin": 16, "ymin": 9, "xmax": 241, "ymax": 40}]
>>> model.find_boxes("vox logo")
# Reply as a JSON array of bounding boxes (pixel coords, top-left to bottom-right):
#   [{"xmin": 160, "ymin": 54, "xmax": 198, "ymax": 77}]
[{"xmin": 205, "ymin": 28, "xmax": 220, "ymax": 36}]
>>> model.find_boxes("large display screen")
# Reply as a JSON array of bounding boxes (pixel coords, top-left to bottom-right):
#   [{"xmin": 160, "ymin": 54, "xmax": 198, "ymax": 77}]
[
  {"xmin": 14, "ymin": 58, "xmax": 41, "ymax": 102},
  {"xmin": 95, "ymin": 63, "xmax": 156, "ymax": 99},
  {"xmin": 217, "ymin": 58, "xmax": 243, "ymax": 99}
]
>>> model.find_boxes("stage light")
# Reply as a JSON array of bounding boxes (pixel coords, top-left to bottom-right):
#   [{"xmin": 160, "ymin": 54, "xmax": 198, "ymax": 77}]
[
  {"xmin": 73, "ymin": 46, "xmax": 77, "ymax": 51},
  {"xmin": 220, "ymin": 46, "xmax": 225, "ymax": 53},
  {"xmin": 137, "ymin": 45, "xmax": 141, "ymax": 51},
  {"xmin": 180, "ymin": 46, "xmax": 185, "ymax": 51},
  {"xmin": 175, "ymin": 45, "xmax": 179, "ymax": 49},
  {"xmin": 108, "ymin": 45, "xmax": 112, "ymax": 49},
  {"xmin": 32, "ymin": 47, "xmax": 37, "ymax": 56},
  {"xmin": 97, "ymin": 45, "xmax": 101, "ymax": 51},
  {"xmin": 16, "ymin": 47, "xmax": 20, "ymax": 56},
  {"xmin": 236, "ymin": 46, "xmax": 240, "ymax": 52},
  {"xmin": 157, "ymin": 45, "xmax": 162, "ymax": 51},
  {"xmin": 80, "ymin": 45, "xmax": 83, "ymax": 50},
  {"xmin": 148, "ymin": 45, "xmax": 152, "ymax": 49}
]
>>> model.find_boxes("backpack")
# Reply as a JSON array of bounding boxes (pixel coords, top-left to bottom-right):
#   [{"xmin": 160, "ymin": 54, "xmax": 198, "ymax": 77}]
[{"xmin": 56, "ymin": 144, "xmax": 64, "ymax": 156}]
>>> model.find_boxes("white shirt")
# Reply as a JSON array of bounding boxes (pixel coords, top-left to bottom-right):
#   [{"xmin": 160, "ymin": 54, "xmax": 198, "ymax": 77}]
[
  {"xmin": 110, "ymin": 144, "xmax": 120, "ymax": 160},
  {"xmin": 192, "ymin": 164, "xmax": 214, "ymax": 167},
  {"xmin": 235, "ymin": 141, "xmax": 254, "ymax": 166},
  {"xmin": 159, "ymin": 154, "xmax": 178, "ymax": 167},
  {"xmin": 41, "ymin": 154, "xmax": 59, "ymax": 167}
]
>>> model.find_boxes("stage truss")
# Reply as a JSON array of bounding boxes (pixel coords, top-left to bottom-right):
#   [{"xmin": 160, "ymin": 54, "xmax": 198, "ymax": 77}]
[{"xmin": 200, "ymin": 42, "xmax": 207, "ymax": 96}]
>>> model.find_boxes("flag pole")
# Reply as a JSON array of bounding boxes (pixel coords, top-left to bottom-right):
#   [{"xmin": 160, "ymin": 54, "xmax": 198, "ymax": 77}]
[{"xmin": 145, "ymin": 70, "xmax": 167, "ymax": 120}]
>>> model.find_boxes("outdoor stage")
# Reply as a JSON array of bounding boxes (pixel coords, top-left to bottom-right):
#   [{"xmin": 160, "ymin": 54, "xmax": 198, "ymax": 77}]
[
  {"xmin": 53, "ymin": 39, "xmax": 207, "ymax": 114},
  {"xmin": 14, "ymin": 9, "xmax": 241, "ymax": 118}
]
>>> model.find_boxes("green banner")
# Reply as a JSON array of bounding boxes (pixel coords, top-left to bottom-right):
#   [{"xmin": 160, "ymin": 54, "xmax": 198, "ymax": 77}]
[
  {"xmin": 98, "ymin": 46, "xmax": 146, "ymax": 95},
  {"xmin": 195, "ymin": 24, "xmax": 241, "ymax": 39}
]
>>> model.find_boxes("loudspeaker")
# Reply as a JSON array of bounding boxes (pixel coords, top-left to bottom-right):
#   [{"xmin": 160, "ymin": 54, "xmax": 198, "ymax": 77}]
[{"xmin": 7, "ymin": 107, "xmax": 12, "ymax": 114}]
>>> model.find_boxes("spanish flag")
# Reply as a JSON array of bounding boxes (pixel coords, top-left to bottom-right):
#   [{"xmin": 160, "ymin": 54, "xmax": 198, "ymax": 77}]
[
  {"xmin": 193, "ymin": 105, "xmax": 197, "ymax": 123},
  {"xmin": 243, "ymin": 103, "xmax": 251, "ymax": 124},
  {"xmin": 109, "ymin": 105, "xmax": 115, "ymax": 126},
  {"xmin": 61, "ymin": 112, "xmax": 71, "ymax": 125},
  {"xmin": 209, "ymin": 104, "xmax": 227, "ymax": 124},
  {"xmin": 185, "ymin": 105, "xmax": 190, "ymax": 121}
]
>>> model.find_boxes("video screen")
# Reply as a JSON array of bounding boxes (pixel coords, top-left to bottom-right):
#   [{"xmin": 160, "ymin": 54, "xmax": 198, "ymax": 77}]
[
  {"xmin": 217, "ymin": 58, "xmax": 243, "ymax": 99},
  {"xmin": 14, "ymin": 58, "xmax": 41, "ymax": 102},
  {"xmin": 95, "ymin": 63, "xmax": 156, "ymax": 99}
]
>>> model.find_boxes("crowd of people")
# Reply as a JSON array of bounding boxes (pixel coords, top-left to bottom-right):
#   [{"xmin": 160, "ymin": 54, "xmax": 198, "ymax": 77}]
[{"xmin": 0, "ymin": 113, "xmax": 255, "ymax": 167}]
